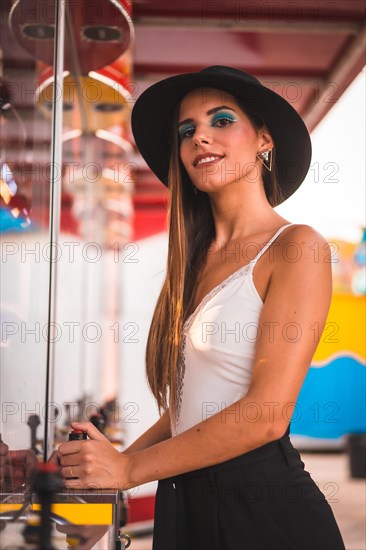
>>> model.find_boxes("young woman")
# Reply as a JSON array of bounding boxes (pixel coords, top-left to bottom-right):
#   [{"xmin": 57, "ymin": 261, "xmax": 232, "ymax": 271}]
[{"xmin": 55, "ymin": 66, "xmax": 346, "ymax": 549}]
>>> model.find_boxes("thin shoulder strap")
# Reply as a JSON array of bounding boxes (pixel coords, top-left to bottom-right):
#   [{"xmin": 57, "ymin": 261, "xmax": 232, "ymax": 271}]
[{"xmin": 249, "ymin": 223, "xmax": 295, "ymax": 267}]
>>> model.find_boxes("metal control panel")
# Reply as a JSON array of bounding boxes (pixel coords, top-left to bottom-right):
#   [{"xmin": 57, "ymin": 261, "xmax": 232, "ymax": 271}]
[{"xmin": 0, "ymin": 489, "xmax": 131, "ymax": 549}]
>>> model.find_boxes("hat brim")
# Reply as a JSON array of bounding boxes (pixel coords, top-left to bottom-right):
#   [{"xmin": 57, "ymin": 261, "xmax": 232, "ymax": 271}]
[{"xmin": 131, "ymin": 69, "xmax": 311, "ymax": 205}]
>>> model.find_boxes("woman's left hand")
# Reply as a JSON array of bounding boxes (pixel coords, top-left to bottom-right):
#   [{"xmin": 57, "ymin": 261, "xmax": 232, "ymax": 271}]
[{"xmin": 57, "ymin": 421, "xmax": 134, "ymax": 490}]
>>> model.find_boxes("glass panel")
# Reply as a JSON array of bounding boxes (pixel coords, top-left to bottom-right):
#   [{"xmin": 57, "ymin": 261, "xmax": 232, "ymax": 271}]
[
  {"xmin": 1, "ymin": 0, "xmax": 58, "ymax": 490},
  {"xmin": 1, "ymin": 0, "xmax": 135, "ymax": 497},
  {"xmin": 51, "ymin": 1, "xmax": 134, "ymax": 447},
  {"xmin": 53, "ymin": 130, "xmax": 134, "ymax": 439}
]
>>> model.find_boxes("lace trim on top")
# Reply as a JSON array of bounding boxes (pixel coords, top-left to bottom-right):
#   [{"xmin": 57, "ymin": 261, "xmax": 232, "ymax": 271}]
[
  {"xmin": 175, "ymin": 332, "xmax": 187, "ymax": 430},
  {"xmin": 183, "ymin": 263, "xmax": 252, "ymax": 334}
]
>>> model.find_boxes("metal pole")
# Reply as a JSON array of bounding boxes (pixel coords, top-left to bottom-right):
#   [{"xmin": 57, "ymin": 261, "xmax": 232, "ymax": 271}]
[{"xmin": 44, "ymin": 0, "xmax": 66, "ymax": 461}]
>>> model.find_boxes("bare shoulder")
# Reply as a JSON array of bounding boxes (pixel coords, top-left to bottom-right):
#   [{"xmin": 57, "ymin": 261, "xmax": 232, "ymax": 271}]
[
  {"xmin": 276, "ymin": 223, "xmax": 331, "ymax": 267},
  {"xmin": 268, "ymin": 223, "xmax": 332, "ymax": 310},
  {"xmin": 281, "ymin": 223, "xmax": 329, "ymax": 247}
]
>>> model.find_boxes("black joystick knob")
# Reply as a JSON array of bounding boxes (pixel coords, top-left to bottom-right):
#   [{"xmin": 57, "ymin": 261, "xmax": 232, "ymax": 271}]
[{"xmin": 68, "ymin": 430, "xmax": 88, "ymax": 441}]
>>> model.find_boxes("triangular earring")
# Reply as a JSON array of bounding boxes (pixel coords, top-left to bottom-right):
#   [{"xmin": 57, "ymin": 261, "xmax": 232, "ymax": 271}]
[{"xmin": 256, "ymin": 149, "xmax": 273, "ymax": 172}]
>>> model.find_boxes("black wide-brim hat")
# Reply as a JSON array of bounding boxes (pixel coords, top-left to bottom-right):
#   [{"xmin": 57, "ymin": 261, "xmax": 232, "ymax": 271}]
[{"xmin": 131, "ymin": 65, "xmax": 312, "ymax": 204}]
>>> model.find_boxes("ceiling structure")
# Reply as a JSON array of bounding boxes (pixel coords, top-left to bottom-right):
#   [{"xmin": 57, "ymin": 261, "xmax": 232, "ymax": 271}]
[
  {"xmin": 1, "ymin": 1, "xmax": 365, "ymax": 240},
  {"xmin": 131, "ymin": 0, "xmax": 365, "ymax": 238}
]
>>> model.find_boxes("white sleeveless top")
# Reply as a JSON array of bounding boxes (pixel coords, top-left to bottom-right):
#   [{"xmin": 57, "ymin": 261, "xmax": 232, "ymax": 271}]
[{"xmin": 171, "ymin": 223, "xmax": 295, "ymax": 436}]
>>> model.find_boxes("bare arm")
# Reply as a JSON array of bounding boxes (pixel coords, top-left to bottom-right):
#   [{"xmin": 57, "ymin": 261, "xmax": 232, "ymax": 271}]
[
  {"xmin": 122, "ymin": 409, "xmax": 172, "ymax": 455},
  {"xmin": 58, "ymin": 226, "xmax": 333, "ymax": 490}
]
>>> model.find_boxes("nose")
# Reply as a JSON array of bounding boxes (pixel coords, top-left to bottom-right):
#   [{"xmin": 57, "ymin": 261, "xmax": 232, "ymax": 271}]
[{"xmin": 192, "ymin": 124, "xmax": 212, "ymax": 146}]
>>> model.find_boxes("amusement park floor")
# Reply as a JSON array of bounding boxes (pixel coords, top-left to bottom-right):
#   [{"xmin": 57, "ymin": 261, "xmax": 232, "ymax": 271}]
[{"xmin": 128, "ymin": 450, "xmax": 366, "ymax": 550}]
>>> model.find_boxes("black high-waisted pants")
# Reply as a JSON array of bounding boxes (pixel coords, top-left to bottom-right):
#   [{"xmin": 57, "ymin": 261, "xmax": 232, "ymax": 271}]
[{"xmin": 152, "ymin": 430, "xmax": 346, "ymax": 550}]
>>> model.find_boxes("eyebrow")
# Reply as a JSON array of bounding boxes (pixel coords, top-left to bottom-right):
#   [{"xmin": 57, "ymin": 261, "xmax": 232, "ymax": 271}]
[{"xmin": 178, "ymin": 105, "xmax": 236, "ymax": 128}]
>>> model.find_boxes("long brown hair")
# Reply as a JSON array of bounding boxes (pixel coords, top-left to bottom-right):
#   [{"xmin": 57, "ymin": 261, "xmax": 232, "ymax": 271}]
[{"xmin": 145, "ymin": 91, "xmax": 285, "ymax": 427}]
